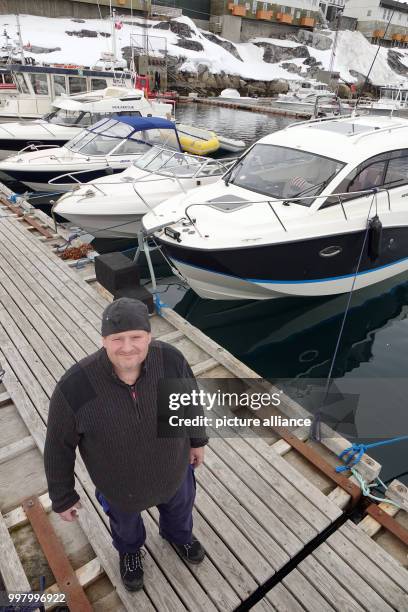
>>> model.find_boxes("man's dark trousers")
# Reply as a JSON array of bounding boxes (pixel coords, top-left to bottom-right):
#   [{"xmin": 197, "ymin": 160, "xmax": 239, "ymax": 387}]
[{"xmin": 96, "ymin": 465, "xmax": 196, "ymax": 552}]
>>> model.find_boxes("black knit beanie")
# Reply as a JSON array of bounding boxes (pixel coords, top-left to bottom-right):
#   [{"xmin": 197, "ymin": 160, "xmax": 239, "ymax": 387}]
[{"xmin": 101, "ymin": 297, "xmax": 151, "ymax": 336}]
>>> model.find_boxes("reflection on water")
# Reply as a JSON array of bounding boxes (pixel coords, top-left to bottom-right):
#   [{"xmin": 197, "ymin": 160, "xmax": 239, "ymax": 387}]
[
  {"xmin": 175, "ymin": 103, "xmax": 294, "ymax": 146},
  {"xmin": 174, "ymin": 273, "xmax": 408, "ymax": 484}
]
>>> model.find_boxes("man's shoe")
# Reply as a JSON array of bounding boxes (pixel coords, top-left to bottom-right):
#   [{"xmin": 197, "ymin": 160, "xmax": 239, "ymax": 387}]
[
  {"xmin": 119, "ymin": 550, "xmax": 144, "ymax": 591},
  {"xmin": 173, "ymin": 537, "xmax": 205, "ymax": 564}
]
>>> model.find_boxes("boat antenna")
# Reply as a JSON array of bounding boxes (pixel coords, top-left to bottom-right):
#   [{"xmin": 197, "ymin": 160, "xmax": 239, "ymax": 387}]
[
  {"xmin": 15, "ymin": 14, "xmax": 25, "ymax": 65},
  {"xmin": 355, "ymin": 9, "xmax": 395, "ymax": 112}
]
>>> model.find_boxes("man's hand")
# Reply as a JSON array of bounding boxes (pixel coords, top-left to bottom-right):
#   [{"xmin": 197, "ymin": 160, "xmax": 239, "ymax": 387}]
[
  {"xmin": 58, "ymin": 501, "xmax": 82, "ymax": 522},
  {"xmin": 190, "ymin": 446, "xmax": 205, "ymax": 468}
]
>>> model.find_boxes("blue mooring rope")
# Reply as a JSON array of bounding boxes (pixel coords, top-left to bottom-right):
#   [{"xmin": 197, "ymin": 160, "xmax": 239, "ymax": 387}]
[{"xmin": 336, "ymin": 435, "xmax": 408, "ymax": 472}]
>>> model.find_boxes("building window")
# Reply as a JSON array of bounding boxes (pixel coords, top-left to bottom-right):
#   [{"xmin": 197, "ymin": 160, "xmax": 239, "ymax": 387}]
[
  {"xmin": 367, "ymin": 10, "xmax": 371, "ymax": 16},
  {"xmin": 296, "ymin": 9, "xmax": 301, "ymax": 18}
]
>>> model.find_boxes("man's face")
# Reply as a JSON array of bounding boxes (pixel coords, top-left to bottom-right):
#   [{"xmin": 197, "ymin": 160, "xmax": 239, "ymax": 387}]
[{"xmin": 103, "ymin": 329, "xmax": 151, "ymax": 372}]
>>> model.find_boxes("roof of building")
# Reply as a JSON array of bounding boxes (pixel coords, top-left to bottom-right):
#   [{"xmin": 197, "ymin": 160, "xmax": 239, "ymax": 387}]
[{"xmin": 380, "ymin": 0, "xmax": 408, "ymax": 15}]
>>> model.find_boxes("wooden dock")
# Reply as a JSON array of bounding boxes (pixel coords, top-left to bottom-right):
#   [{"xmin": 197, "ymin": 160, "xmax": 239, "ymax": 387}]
[{"xmin": 1, "ymin": 197, "xmax": 408, "ymax": 611}]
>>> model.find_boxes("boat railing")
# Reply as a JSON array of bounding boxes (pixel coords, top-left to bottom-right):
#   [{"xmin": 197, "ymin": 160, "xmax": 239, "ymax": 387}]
[
  {"xmin": 17, "ymin": 143, "xmax": 61, "ymax": 155},
  {"xmin": 176, "ymin": 187, "xmax": 391, "ymax": 239},
  {"xmin": 48, "ymin": 163, "xmax": 112, "ymax": 185}
]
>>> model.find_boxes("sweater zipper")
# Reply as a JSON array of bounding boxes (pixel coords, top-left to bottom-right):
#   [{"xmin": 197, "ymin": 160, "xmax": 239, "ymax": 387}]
[{"xmin": 128, "ymin": 383, "xmax": 137, "ymax": 407}]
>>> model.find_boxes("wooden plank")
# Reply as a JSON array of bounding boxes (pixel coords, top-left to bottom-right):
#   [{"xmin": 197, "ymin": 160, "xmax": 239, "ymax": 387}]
[
  {"xmin": 283, "ymin": 568, "xmax": 335, "ymax": 612},
  {"xmin": 0, "ymin": 307, "xmax": 58, "ymax": 399},
  {"xmin": 203, "ymin": 446, "xmax": 302, "ymax": 558},
  {"xmin": 0, "ymin": 227, "xmax": 102, "ymax": 347},
  {"xmin": 265, "ymin": 583, "xmax": 306, "ymax": 612},
  {"xmin": 327, "ymin": 523, "xmax": 408, "ymax": 609},
  {"xmin": 144, "ymin": 511, "xmax": 221, "ymax": 611},
  {"xmin": 2, "ymin": 218, "xmax": 107, "ymax": 309},
  {"xmin": 0, "ymin": 510, "xmax": 31, "ymax": 592},
  {"xmin": 211, "ymin": 402, "xmax": 341, "ymax": 522},
  {"xmin": 339, "ymin": 521, "xmax": 408, "ymax": 595},
  {"xmin": 358, "ymin": 502, "xmax": 399, "ymax": 538},
  {"xmin": 4, "ymin": 492, "xmax": 52, "ymax": 530},
  {"xmin": 45, "ymin": 558, "xmax": 104, "ymax": 610},
  {"xmin": 312, "ymin": 541, "xmax": 394, "ymax": 611},
  {"xmin": 296, "ymin": 554, "xmax": 364, "ymax": 612},
  {"xmin": 0, "ymin": 435, "xmax": 36, "ymax": 465},
  {"xmin": 192, "ymin": 358, "xmax": 219, "ymax": 376},
  {"xmin": 0, "ymin": 221, "xmax": 105, "ymax": 329},
  {"xmin": 193, "ymin": 484, "xmax": 273, "ymax": 583},
  {"xmin": 156, "ymin": 330, "xmax": 185, "ymax": 343},
  {"xmin": 0, "ymin": 391, "xmax": 11, "ymax": 407},
  {"xmin": 207, "ymin": 434, "xmax": 318, "ymax": 544},
  {"xmin": 0, "ymin": 285, "xmax": 69, "ymax": 377},
  {"xmin": 197, "ymin": 462, "xmax": 290, "ymax": 571}
]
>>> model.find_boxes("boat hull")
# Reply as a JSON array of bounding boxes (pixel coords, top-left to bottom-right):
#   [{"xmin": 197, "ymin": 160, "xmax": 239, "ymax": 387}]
[
  {"xmin": 0, "ymin": 166, "xmax": 124, "ymax": 192},
  {"xmin": 56, "ymin": 212, "xmax": 143, "ymax": 238},
  {"xmin": 156, "ymin": 225, "xmax": 408, "ymax": 300}
]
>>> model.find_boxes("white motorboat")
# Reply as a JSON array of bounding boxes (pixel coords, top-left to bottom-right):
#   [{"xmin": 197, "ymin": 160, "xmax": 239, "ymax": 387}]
[
  {"xmin": 142, "ymin": 114, "xmax": 408, "ymax": 300},
  {"xmin": 0, "ymin": 116, "xmax": 181, "ymax": 193},
  {"xmin": 0, "ymin": 63, "xmax": 137, "ymax": 118},
  {"xmin": 272, "ymin": 92, "xmax": 350, "ymax": 117},
  {"xmin": 0, "ymin": 86, "xmax": 174, "ymax": 160},
  {"xmin": 53, "ymin": 146, "xmax": 235, "ymax": 239},
  {"xmin": 357, "ymin": 85, "xmax": 408, "ymax": 116}
]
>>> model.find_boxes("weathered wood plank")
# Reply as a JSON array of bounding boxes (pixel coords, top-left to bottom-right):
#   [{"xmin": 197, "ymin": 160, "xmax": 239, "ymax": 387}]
[
  {"xmin": 0, "ymin": 225, "xmax": 101, "ymax": 346},
  {"xmin": 312, "ymin": 541, "xmax": 394, "ymax": 611},
  {"xmin": 338, "ymin": 521, "xmax": 408, "ymax": 596},
  {"xmin": 4, "ymin": 492, "xmax": 52, "ymax": 530},
  {"xmin": 0, "ymin": 510, "xmax": 31, "ymax": 592},
  {"xmin": 265, "ymin": 583, "xmax": 306, "ymax": 611},
  {"xmin": 296, "ymin": 554, "xmax": 364, "ymax": 611},
  {"xmin": 283, "ymin": 568, "xmax": 335, "ymax": 612},
  {"xmin": 210, "ymin": 402, "xmax": 340, "ymax": 522},
  {"xmin": 192, "ymin": 358, "xmax": 219, "ymax": 376},
  {"xmin": 0, "ymin": 436, "xmax": 36, "ymax": 465},
  {"xmin": 3, "ymin": 217, "xmax": 107, "ymax": 309},
  {"xmin": 326, "ymin": 523, "xmax": 408, "ymax": 609},
  {"xmin": 197, "ymin": 462, "xmax": 290, "ymax": 571},
  {"xmin": 45, "ymin": 558, "xmax": 104, "ymax": 610},
  {"xmin": 207, "ymin": 434, "xmax": 318, "ymax": 544},
  {"xmin": 203, "ymin": 445, "xmax": 302, "ymax": 558},
  {"xmin": 0, "ymin": 391, "xmax": 11, "ymax": 407}
]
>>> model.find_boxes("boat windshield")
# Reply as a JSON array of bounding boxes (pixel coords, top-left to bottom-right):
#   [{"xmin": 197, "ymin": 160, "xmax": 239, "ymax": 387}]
[
  {"xmin": 134, "ymin": 147, "xmax": 202, "ymax": 177},
  {"xmin": 65, "ymin": 120, "xmax": 179, "ymax": 156},
  {"xmin": 228, "ymin": 143, "xmax": 345, "ymax": 206},
  {"xmin": 43, "ymin": 109, "xmax": 95, "ymax": 127}
]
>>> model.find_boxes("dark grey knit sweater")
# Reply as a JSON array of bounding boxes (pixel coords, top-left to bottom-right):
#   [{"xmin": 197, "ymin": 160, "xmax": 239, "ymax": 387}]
[{"xmin": 44, "ymin": 340, "xmax": 208, "ymax": 513}]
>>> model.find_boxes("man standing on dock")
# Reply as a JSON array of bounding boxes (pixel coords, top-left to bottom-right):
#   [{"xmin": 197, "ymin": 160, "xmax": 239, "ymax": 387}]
[{"xmin": 44, "ymin": 297, "xmax": 208, "ymax": 592}]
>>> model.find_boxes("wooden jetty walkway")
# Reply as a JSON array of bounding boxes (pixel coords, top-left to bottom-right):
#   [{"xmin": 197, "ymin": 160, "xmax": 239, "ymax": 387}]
[{"xmin": 0, "ymin": 198, "xmax": 408, "ymax": 610}]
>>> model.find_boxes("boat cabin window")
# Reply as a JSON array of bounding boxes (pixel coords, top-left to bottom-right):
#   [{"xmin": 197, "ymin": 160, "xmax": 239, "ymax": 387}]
[
  {"xmin": 227, "ymin": 143, "xmax": 345, "ymax": 206},
  {"xmin": 53, "ymin": 75, "xmax": 67, "ymax": 95},
  {"xmin": 68, "ymin": 76, "xmax": 87, "ymax": 95},
  {"xmin": 44, "ymin": 108, "xmax": 95, "ymax": 127},
  {"xmin": 14, "ymin": 73, "xmax": 29, "ymax": 94},
  {"xmin": 2, "ymin": 73, "xmax": 14, "ymax": 84},
  {"xmin": 321, "ymin": 149, "xmax": 408, "ymax": 208},
  {"xmin": 91, "ymin": 78, "xmax": 107, "ymax": 90},
  {"xmin": 28, "ymin": 73, "xmax": 49, "ymax": 95}
]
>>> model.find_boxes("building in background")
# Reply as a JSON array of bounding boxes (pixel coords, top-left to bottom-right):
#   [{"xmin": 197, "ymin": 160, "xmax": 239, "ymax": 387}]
[
  {"xmin": 319, "ymin": 0, "xmax": 344, "ymax": 22},
  {"xmin": 343, "ymin": 0, "xmax": 408, "ymax": 46},
  {"xmin": 210, "ymin": 1, "xmax": 320, "ymax": 43}
]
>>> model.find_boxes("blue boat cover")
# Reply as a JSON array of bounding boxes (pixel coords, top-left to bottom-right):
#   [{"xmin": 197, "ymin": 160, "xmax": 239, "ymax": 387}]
[{"xmin": 110, "ymin": 115, "xmax": 176, "ymax": 131}]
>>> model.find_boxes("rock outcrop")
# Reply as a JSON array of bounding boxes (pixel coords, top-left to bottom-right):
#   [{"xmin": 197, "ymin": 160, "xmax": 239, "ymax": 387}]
[
  {"xmin": 387, "ymin": 50, "xmax": 408, "ymax": 77},
  {"xmin": 201, "ymin": 32, "xmax": 243, "ymax": 61},
  {"xmin": 254, "ymin": 42, "xmax": 310, "ymax": 63},
  {"xmin": 154, "ymin": 20, "xmax": 194, "ymax": 38}
]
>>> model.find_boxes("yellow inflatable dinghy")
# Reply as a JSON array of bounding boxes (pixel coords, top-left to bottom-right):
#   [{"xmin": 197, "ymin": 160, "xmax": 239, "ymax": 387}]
[{"xmin": 177, "ymin": 124, "xmax": 220, "ymax": 156}]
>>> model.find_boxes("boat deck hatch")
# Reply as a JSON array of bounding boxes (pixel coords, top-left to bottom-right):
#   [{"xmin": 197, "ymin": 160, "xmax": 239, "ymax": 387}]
[{"xmin": 208, "ymin": 194, "xmax": 250, "ymax": 212}]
